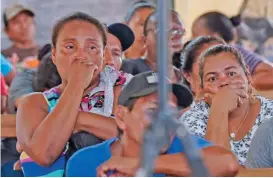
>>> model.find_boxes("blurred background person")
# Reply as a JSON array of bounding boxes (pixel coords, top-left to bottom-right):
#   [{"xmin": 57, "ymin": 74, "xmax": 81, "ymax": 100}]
[
  {"xmin": 245, "ymin": 118, "xmax": 273, "ymax": 169},
  {"xmin": 123, "ymin": 0, "xmax": 155, "ymax": 59},
  {"xmin": 1, "ymin": 75, "xmax": 8, "ymax": 114},
  {"xmin": 7, "ymin": 44, "xmax": 59, "ymax": 114},
  {"xmin": 191, "ymin": 11, "xmax": 273, "ymax": 90},
  {"xmin": 1, "ymin": 44, "xmax": 61, "ymax": 177},
  {"xmin": 122, "ymin": 10, "xmax": 186, "ymax": 82},
  {"xmin": 2, "ymin": 3, "xmax": 40, "ymax": 71},
  {"xmin": 1, "ymin": 54, "xmax": 16, "ymax": 86}
]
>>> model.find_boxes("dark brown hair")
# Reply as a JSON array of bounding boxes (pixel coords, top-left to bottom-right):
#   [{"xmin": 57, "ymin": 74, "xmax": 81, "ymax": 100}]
[{"xmin": 51, "ymin": 12, "xmax": 107, "ymax": 48}]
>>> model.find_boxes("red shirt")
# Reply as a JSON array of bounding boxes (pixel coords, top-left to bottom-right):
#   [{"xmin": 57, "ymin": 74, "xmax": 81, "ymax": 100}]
[{"xmin": 1, "ymin": 75, "xmax": 8, "ymax": 96}]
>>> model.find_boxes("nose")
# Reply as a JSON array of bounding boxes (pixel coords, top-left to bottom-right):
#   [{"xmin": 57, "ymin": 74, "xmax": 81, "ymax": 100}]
[
  {"xmin": 219, "ymin": 74, "xmax": 229, "ymax": 88},
  {"xmin": 18, "ymin": 19, "xmax": 28, "ymax": 30},
  {"xmin": 76, "ymin": 48, "xmax": 88, "ymax": 60}
]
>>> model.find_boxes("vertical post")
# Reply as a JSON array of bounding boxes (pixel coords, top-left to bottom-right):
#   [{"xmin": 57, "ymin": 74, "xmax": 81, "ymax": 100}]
[
  {"xmin": 157, "ymin": 0, "xmax": 170, "ymax": 112},
  {"xmin": 135, "ymin": 1, "xmax": 170, "ymax": 176},
  {"xmin": 136, "ymin": 0, "xmax": 210, "ymax": 177}
]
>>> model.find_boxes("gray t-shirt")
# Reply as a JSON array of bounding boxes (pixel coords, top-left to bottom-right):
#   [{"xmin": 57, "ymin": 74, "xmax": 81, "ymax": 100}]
[
  {"xmin": 8, "ymin": 68, "xmax": 36, "ymax": 114},
  {"xmin": 245, "ymin": 118, "xmax": 273, "ymax": 168},
  {"xmin": 235, "ymin": 44, "xmax": 264, "ymax": 74},
  {"xmin": 121, "ymin": 58, "xmax": 152, "ymax": 75}
]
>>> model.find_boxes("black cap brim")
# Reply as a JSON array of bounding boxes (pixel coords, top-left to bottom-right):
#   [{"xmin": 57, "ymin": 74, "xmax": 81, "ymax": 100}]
[
  {"xmin": 172, "ymin": 84, "xmax": 193, "ymax": 108},
  {"xmin": 131, "ymin": 83, "xmax": 193, "ymax": 109},
  {"xmin": 107, "ymin": 23, "xmax": 135, "ymax": 52}
]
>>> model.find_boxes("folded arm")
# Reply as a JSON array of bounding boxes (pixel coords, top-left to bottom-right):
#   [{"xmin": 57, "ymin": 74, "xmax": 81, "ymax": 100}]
[
  {"xmin": 16, "ymin": 83, "xmax": 84, "ymax": 166},
  {"xmin": 155, "ymin": 145, "xmax": 239, "ymax": 176},
  {"xmin": 76, "ymin": 112, "xmax": 117, "ymax": 140},
  {"xmin": 252, "ymin": 62, "xmax": 273, "ymax": 90}
]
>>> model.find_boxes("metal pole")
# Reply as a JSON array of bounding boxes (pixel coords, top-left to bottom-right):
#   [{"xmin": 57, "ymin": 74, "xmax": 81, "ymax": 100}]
[
  {"xmin": 136, "ymin": 0, "xmax": 210, "ymax": 176},
  {"xmin": 157, "ymin": 0, "xmax": 170, "ymax": 112},
  {"xmin": 135, "ymin": 1, "xmax": 170, "ymax": 176}
]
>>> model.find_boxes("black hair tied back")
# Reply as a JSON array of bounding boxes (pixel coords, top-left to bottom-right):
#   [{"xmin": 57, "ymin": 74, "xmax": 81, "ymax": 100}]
[{"xmin": 230, "ymin": 14, "xmax": 241, "ymax": 27}]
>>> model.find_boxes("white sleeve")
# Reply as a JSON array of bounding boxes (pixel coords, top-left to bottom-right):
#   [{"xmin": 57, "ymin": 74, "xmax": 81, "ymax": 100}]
[{"xmin": 179, "ymin": 101, "xmax": 209, "ymax": 138}]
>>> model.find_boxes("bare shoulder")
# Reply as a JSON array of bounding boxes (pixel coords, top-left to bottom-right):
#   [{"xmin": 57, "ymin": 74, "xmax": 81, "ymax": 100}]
[{"xmin": 18, "ymin": 92, "xmax": 48, "ymax": 113}]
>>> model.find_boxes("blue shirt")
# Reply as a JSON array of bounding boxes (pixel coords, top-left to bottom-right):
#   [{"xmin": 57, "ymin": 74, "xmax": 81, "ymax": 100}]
[
  {"xmin": 66, "ymin": 135, "xmax": 212, "ymax": 177},
  {"xmin": 1, "ymin": 54, "xmax": 13, "ymax": 77}
]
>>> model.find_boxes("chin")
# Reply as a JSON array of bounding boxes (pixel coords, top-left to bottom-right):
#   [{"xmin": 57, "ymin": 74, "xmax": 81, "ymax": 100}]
[{"xmin": 172, "ymin": 46, "xmax": 183, "ymax": 53}]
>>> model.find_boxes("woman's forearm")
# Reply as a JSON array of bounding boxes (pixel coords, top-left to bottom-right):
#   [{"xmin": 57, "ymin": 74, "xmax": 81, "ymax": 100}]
[
  {"xmin": 205, "ymin": 105, "xmax": 230, "ymax": 149},
  {"xmin": 155, "ymin": 146, "xmax": 239, "ymax": 176},
  {"xmin": 77, "ymin": 112, "xmax": 117, "ymax": 140}
]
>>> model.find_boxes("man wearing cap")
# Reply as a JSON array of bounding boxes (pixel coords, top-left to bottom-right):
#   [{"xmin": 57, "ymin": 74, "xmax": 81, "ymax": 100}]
[
  {"xmin": 2, "ymin": 4, "xmax": 39, "ymax": 65},
  {"xmin": 66, "ymin": 71, "xmax": 239, "ymax": 177},
  {"xmin": 105, "ymin": 23, "xmax": 135, "ymax": 70}
]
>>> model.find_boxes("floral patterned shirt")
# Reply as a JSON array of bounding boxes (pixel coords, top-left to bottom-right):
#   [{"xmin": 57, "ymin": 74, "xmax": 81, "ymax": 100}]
[
  {"xmin": 43, "ymin": 66, "xmax": 133, "ymax": 117},
  {"xmin": 179, "ymin": 95, "xmax": 273, "ymax": 165}
]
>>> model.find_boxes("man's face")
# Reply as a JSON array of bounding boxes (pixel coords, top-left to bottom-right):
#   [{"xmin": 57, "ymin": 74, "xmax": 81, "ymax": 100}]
[
  {"xmin": 104, "ymin": 33, "xmax": 122, "ymax": 70},
  {"xmin": 5, "ymin": 11, "xmax": 36, "ymax": 43},
  {"xmin": 117, "ymin": 92, "xmax": 178, "ymax": 147},
  {"xmin": 52, "ymin": 20, "xmax": 105, "ymax": 84},
  {"xmin": 145, "ymin": 12, "xmax": 185, "ymax": 63}
]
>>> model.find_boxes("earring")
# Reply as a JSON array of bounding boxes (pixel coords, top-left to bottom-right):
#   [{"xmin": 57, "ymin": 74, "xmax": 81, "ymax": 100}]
[{"xmin": 248, "ymin": 85, "xmax": 257, "ymax": 104}]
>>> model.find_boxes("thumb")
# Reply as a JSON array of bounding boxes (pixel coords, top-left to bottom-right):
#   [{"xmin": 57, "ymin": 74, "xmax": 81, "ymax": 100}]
[
  {"xmin": 13, "ymin": 160, "xmax": 22, "ymax": 171},
  {"xmin": 203, "ymin": 93, "xmax": 214, "ymax": 105},
  {"xmin": 16, "ymin": 142, "xmax": 23, "ymax": 153}
]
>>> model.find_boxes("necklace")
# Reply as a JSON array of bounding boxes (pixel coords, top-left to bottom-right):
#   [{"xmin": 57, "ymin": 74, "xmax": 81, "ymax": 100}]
[{"xmin": 229, "ymin": 108, "xmax": 249, "ymax": 140}]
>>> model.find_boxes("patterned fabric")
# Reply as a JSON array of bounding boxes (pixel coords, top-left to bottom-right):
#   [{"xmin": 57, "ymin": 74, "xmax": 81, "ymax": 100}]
[
  {"xmin": 20, "ymin": 66, "xmax": 133, "ymax": 177},
  {"xmin": 179, "ymin": 95, "xmax": 273, "ymax": 165},
  {"xmin": 44, "ymin": 65, "xmax": 133, "ymax": 116}
]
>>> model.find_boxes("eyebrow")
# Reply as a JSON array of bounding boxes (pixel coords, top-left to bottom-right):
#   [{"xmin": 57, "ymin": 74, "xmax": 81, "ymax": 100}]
[
  {"xmin": 205, "ymin": 66, "xmax": 238, "ymax": 77},
  {"xmin": 149, "ymin": 100, "xmax": 158, "ymax": 105},
  {"xmin": 224, "ymin": 66, "xmax": 237, "ymax": 70},
  {"xmin": 62, "ymin": 38, "xmax": 77, "ymax": 41},
  {"xmin": 62, "ymin": 38, "xmax": 100, "ymax": 42},
  {"xmin": 205, "ymin": 72, "xmax": 217, "ymax": 77},
  {"xmin": 85, "ymin": 38, "xmax": 100, "ymax": 43},
  {"xmin": 112, "ymin": 48, "xmax": 122, "ymax": 53}
]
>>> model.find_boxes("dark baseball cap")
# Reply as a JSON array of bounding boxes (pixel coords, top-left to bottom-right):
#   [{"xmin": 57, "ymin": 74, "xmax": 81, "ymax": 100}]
[
  {"xmin": 118, "ymin": 71, "xmax": 193, "ymax": 108},
  {"xmin": 107, "ymin": 23, "xmax": 135, "ymax": 52}
]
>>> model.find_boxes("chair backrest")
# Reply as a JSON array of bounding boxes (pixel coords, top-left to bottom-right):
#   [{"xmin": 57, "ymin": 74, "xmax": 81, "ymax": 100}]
[
  {"xmin": 257, "ymin": 90, "xmax": 273, "ymax": 100},
  {"xmin": 236, "ymin": 168, "xmax": 273, "ymax": 176},
  {"xmin": 66, "ymin": 143, "xmax": 111, "ymax": 177}
]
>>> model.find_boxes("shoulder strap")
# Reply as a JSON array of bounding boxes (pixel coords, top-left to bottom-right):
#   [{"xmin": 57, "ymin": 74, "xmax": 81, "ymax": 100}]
[{"xmin": 42, "ymin": 88, "xmax": 60, "ymax": 113}]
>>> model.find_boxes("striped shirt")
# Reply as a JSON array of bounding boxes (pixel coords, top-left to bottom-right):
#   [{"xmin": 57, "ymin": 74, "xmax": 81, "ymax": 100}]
[{"xmin": 235, "ymin": 44, "xmax": 265, "ymax": 74}]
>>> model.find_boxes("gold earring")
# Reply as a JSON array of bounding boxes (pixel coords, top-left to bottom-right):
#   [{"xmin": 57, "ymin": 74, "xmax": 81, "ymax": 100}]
[{"xmin": 249, "ymin": 86, "xmax": 257, "ymax": 104}]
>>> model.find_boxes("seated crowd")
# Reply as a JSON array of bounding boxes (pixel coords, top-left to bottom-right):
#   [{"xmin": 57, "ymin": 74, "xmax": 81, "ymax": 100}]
[{"xmin": 1, "ymin": 1, "xmax": 273, "ymax": 177}]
